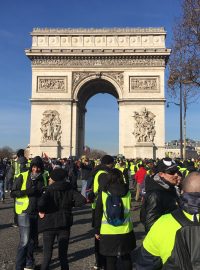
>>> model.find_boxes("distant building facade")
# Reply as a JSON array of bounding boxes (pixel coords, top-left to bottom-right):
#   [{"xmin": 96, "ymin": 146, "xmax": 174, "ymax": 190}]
[{"xmin": 165, "ymin": 139, "xmax": 200, "ymax": 159}]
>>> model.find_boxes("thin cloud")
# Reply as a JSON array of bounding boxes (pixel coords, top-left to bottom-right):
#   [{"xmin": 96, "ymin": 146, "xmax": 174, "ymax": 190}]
[{"xmin": 0, "ymin": 29, "xmax": 15, "ymax": 38}]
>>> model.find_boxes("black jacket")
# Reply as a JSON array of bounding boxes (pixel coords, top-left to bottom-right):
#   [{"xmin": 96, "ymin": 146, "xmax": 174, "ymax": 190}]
[
  {"xmin": 80, "ymin": 163, "xmax": 93, "ymax": 180},
  {"xmin": 141, "ymin": 174, "xmax": 178, "ymax": 232},
  {"xmin": 11, "ymin": 171, "xmax": 44, "ymax": 214},
  {"xmin": 94, "ymin": 181, "xmax": 136, "ymax": 256},
  {"xmin": 86, "ymin": 164, "xmax": 112, "ymax": 191},
  {"xmin": 38, "ymin": 181, "xmax": 86, "ymax": 232}
]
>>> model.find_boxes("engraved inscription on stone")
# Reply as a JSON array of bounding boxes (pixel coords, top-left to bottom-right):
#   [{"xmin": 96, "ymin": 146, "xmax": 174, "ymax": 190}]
[
  {"xmin": 132, "ymin": 107, "xmax": 156, "ymax": 143},
  {"xmin": 41, "ymin": 110, "xmax": 62, "ymax": 143},
  {"xmin": 37, "ymin": 77, "xmax": 67, "ymax": 92},
  {"xmin": 129, "ymin": 76, "xmax": 159, "ymax": 92}
]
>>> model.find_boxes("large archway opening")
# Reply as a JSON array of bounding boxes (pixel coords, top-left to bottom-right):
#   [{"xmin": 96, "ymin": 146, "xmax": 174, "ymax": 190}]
[{"xmin": 76, "ymin": 78, "xmax": 119, "ymax": 156}]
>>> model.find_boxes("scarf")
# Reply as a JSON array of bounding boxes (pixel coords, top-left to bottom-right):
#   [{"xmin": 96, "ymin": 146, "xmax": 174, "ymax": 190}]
[
  {"xmin": 30, "ymin": 172, "xmax": 41, "ymax": 181},
  {"xmin": 179, "ymin": 192, "xmax": 200, "ymax": 215}
]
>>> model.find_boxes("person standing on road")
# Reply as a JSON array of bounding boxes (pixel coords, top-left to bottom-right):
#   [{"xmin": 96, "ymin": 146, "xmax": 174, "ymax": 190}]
[
  {"xmin": 87, "ymin": 155, "xmax": 115, "ymax": 270},
  {"xmin": 11, "ymin": 156, "xmax": 45, "ymax": 270},
  {"xmin": 38, "ymin": 168, "xmax": 86, "ymax": 270},
  {"xmin": 0, "ymin": 159, "xmax": 6, "ymax": 202},
  {"xmin": 80, "ymin": 156, "xmax": 93, "ymax": 198},
  {"xmin": 140, "ymin": 158, "xmax": 179, "ymax": 232},
  {"xmin": 136, "ymin": 171, "xmax": 200, "ymax": 269},
  {"xmin": 95, "ymin": 168, "xmax": 136, "ymax": 270}
]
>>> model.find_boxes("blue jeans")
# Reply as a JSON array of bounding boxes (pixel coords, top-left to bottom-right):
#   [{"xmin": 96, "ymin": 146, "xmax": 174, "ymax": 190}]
[
  {"xmin": 16, "ymin": 213, "xmax": 38, "ymax": 270},
  {"xmin": 0, "ymin": 180, "xmax": 4, "ymax": 200},
  {"xmin": 81, "ymin": 180, "xmax": 87, "ymax": 198}
]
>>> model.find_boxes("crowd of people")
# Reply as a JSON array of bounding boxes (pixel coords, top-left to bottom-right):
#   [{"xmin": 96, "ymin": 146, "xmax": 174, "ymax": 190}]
[{"xmin": 0, "ymin": 149, "xmax": 200, "ymax": 270}]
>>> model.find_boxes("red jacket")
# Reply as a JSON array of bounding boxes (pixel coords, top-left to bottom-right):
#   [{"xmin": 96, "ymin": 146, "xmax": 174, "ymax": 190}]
[{"xmin": 135, "ymin": 167, "xmax": 147, "ymax": 184}]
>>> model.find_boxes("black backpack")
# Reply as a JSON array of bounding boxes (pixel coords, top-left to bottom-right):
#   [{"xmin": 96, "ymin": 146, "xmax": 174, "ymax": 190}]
[
  {"xmin": 162, "ymin": 208, "xmax": 200, "ymax": 270},
  {"xmin": 105, "ymin": 193, "xmax": 125, "ymax": 226}
]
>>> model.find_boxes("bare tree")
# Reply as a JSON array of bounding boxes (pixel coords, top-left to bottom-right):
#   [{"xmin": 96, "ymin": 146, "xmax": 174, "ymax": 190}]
[
  {"xmin": 168, "ymin": 7, "xmax": 199, "ymax": 159},
  {"xmin": 88, "ymin": 148, "xmax": 108, "ymax": 159},
  {"xmin": 0, "ymin": 146, "xmax": 14, "ymax": 159},
  {"xmin": 180, "ymin": 0, "xmax": 200, "ymax": 87}
]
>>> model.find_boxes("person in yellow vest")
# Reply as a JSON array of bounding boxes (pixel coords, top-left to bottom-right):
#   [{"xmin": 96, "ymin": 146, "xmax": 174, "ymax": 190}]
[
  {"xmin": 140, "ymin": 158, "xmax": 179, "ymax": 233},
  {"xmin": 13, "ymin": 149, "xmax": 28, "ymax": 177},
  {"xmin": 87, "ymin": 155, "xmax": 115, "ymax": 270},
  {"xmin": 136, "ymin": 171, "xmax": 200, "ymax": 269},
  {"xmin": 11, "ymin": 156, "xmax": 45, "ymax": 270},
  {"xmin": 116, "ymin": 160, "xmax": 129, "ymax": 185},
  {"xmin": 12, "ymin": 149, "xmax": 29, "ymax": 228},
  {"xmin": 95, "ymin": 168, "xmax": 136, "ymax": 270}
]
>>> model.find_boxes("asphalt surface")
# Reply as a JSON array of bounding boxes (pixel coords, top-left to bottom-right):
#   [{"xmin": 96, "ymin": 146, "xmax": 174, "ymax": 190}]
[{"xmin": 0, "ymin": 188, "xmax": 145, "ymax": 270}]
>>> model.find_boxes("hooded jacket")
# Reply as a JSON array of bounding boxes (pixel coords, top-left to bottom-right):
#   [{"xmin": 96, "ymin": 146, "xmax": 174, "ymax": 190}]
[{"xmin": 38, "ymin": 181, "xmax": 86, "ymax": 232}]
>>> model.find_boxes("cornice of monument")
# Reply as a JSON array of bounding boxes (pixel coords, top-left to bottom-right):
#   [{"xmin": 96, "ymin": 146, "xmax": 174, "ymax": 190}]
[
  {"xmin": 31, "ymin": 27, "xmax": 166, "ymax": 35},
  {"xmin": 27, "ymin": 54, "xmax": 168, "ymax": 67},
  {"xmin": 25, "ymin": 48, "xmax": 171, "ymax": 55}
]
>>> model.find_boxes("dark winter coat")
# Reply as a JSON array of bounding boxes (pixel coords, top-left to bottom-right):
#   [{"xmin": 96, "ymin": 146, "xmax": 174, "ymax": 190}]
[
  {"xmin": 80, "ymin": 162, "xmax": 93, "ymax": 180},
  {"xmin": 86, "ymin": 164, "xmax": 112, "ymax": 191},
  {"xmin": 15, "ymin": 156, "xmax": 28, "ymax": 174},
  {"xmin": 141, "ymin": 174, "xmax": 178, "ymax": 232},
  {"xmin": 94, "ymin": 181, "xmax": 136, "ymax": 256},
  {"xmin": 11, "ymin": 171, "xmax": 45, "ymax": 214},
  {"xmin": 38, "ymin": 181, "xmax": 86, "ymax": 232}
]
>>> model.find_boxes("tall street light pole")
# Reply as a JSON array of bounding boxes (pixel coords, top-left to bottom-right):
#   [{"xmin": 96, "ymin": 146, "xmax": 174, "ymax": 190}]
[{"xmin": 180, "ymin": 82, "xmax": 183, "ymax": 159}]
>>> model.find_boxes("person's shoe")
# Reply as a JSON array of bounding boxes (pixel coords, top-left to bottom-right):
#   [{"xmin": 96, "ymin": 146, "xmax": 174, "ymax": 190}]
[
  {"xmin": 24, "ymin": 264, "xmax": 35, "ymax": 270},
  {"xmin": 93, "ymin": 264, "xmax": 101, "ymax": 270},
  {"xmin": 12, "ymin": 223, "xmax": 18, "ymax": 228}
]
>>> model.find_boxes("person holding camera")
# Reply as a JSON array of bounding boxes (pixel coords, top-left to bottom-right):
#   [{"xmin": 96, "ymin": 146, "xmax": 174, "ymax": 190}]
[
  {"xmin": 80, "ymin": 156, "xmax": 93, "ymax": 198},
  {"xmin": 11, "ymin": 156, "xmax": 45, "ymax": 270}
]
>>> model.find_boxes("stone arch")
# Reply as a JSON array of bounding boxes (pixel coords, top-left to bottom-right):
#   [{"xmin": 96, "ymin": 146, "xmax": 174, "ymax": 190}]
[
  {"xmin": 73, "ymin": 73, "xmax": 123, "ymax": 103},
  {"xmin": 73, "ymin": 75, "xmax": 121, "ymax": 156}
]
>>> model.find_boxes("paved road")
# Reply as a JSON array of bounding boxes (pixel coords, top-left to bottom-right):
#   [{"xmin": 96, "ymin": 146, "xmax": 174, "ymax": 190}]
[{"xmin": 0, "ymin": 190, "xmax": 145, "ymax": 270}]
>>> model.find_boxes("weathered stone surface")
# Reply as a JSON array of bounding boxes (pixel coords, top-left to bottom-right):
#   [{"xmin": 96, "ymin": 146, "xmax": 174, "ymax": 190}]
[{"xmin": 25, "ymin": 28, "xmax": 170, "ymax": 159}]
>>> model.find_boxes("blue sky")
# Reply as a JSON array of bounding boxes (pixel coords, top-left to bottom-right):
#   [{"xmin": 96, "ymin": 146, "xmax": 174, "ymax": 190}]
[{"xmin": 0, "ymin": 0, "xmax": 199, "ymax": 155}]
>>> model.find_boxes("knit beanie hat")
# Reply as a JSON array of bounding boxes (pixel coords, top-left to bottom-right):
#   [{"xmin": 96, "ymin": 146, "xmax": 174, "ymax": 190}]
[
  {"xmin": 101, "ymin": 155, "xmax": 114, "ymax": 165},
  {"xmin": 30, "ymin": 156, "xmax": 44, "ymax": 173},
  {"xmin": 50, "ymin": 168, "xmax": 67, "ymax": 182}
]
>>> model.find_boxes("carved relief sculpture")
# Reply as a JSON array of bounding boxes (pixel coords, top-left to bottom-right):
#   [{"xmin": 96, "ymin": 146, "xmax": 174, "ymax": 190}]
[
  {"xmin": 72, "ymin": 71, "xmax": 124, "ymax": 91},
  {"xmin": 133, "ymin": 107, "xmax": 156, "ymax": 143},
  {"xmin": 37, "ymin": 77, "xmax": 67, "ymax": 92},
  {"xmin": 130, "ymin": 77, "xmax": 159, "ymax": 92},
  {"xmin": 41, "ymin": 110, "xmax": 62, "ymax": 143}
]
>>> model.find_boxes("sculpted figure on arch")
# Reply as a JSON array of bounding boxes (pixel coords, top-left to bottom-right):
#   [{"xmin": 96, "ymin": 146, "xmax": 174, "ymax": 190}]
[{"xmin": 133, "ymin": 107, "xmax": 156, "ymax": 143}]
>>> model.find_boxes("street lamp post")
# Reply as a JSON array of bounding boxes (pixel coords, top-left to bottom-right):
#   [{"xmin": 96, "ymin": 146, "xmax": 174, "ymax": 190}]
[
  {"xmin": 167, "ymin": 82, "xmax": 183, "ymax": 159},
  {"xmin": 179, "ymin": 82, "xmax": 183, "ymax": 159}
]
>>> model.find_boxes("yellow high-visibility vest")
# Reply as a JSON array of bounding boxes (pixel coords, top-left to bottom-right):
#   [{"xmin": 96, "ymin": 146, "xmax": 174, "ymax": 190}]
[
  {"xmin": 92, "ymin": 170, "xmax": 107, "ymax": 209},
  {"xmin": 100, "ymin": 191, "xmax": 133, "ymax": 235},
  {"xmin": 15, "ymin": 171, "xmax": 29, "ymax": 214}
]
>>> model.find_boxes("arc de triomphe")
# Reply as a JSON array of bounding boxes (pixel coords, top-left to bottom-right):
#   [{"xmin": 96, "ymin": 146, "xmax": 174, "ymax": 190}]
[{"xmin": 25, "ymin": 28, "xmax": 170, "ymax": 159}]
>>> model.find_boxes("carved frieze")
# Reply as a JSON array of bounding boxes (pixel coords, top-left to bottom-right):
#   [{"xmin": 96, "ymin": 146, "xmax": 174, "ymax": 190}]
[
  {"xmin": 40, "ymin": 110, "xmax": 62, "ymax": 143},
  {"xmin": 132, "ymin": 107, "xmax": 156, "ymax": 143},
  {"xmin": 37, "ymin": 77, "xmax": 67, "ymax": 92},
  {"xmin": 129, "ymin": 76, "xmax": 160, "ymax": 93},
  {"xmin": 32, "ymin": 56, "xmax": 165, "ymax": 68},
  {"xmin": 72, "ymin": 71, "xmax": 124, "ymax": 90}
]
